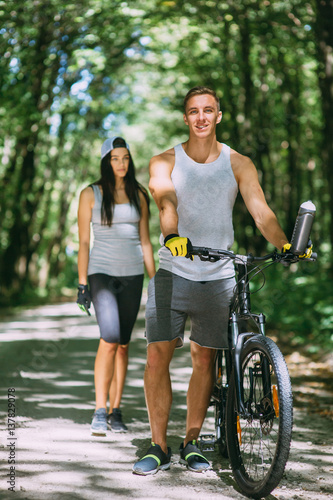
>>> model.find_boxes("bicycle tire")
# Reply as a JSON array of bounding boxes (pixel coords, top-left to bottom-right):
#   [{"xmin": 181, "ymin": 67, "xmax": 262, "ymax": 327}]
[{"xmin": 226, "ymin": 335, "xmax": 293, "ymax": 499}]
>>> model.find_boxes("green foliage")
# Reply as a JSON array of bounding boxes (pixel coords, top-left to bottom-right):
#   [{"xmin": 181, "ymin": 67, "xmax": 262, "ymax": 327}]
[
  {"xmin": 0, "ymin": 0, "xmax": 332, "ymax": 352},
  {"xmin": 250, "ymin": 256, "xmax": 333, "ymax": 353}
]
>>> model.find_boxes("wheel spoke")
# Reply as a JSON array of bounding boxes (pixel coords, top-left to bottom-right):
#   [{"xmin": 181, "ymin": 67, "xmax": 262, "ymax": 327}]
[
  {"xmin": 237, "ymin": 349, "xmax": 279, "ymax": 480},
  {"xmin": 227, "ymin": 336, "xmax": 292, "ymax": 498}
]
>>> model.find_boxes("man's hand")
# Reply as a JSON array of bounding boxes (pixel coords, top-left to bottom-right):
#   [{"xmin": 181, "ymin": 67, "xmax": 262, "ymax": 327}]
[
  {"xmin": 164, "ymin": 234, "xmax": 193, "ymax": 259},
  {"xmin": 77, "ymin": 284, "xmax": 91, "ymax": 315},
  {"xmin": 282, "ymin": 241, "xmax": 313, "ymax": 259},
  {"xmin": 299, "ymin": 241, "xmax": 313, "ymax": 259},
  {"xmin": 282, "ymin": 243, "xmax": 292, "ymax": 253}
]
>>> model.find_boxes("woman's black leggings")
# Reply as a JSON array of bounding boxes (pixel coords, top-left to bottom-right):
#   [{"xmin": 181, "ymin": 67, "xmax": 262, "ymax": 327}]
[{"xmin": 88, "ymin": 273, "xmax": 144, "ymax": 344}]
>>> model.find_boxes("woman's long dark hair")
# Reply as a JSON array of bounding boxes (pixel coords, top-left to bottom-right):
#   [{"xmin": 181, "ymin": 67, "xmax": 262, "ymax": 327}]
[{"xmin": 93, "ymin": 142, "xmax": 150, "ymax": 227}]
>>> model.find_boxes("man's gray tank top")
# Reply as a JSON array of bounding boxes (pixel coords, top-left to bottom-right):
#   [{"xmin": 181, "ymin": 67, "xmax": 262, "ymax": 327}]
[
  {"xmin": 88, "ymin": 185, "xmax": 144, "ymax": 277},
  {"xmin": 158, "ymin": 143, "xmax": 238, "ymax": 281}
]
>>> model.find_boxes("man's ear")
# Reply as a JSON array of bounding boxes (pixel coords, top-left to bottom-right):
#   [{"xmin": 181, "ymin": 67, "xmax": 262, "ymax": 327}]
[
  {"xmin": 216, "ymin": 111, "xmax": 222, "ymax": 124},
  {"xmin": 183, "ymin": 113, "xmax": 188, "ymax": 126}
]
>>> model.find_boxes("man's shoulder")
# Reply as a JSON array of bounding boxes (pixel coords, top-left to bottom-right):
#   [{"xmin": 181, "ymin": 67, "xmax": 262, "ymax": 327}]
[
  {"xmin": 230, "ymin": 148, "xmax": 254, "ymax": 169},
  {"xmin": 230, "ymin": 147, "xmax": 248, "ymax": 162},
  {"xmin": 149, "ymin": 147, "xmax": 176, "ymax": 170},
  {"xmin": 230, "ymin": 148, "xmax": 257, "ymax": 184},
  {"xmin": 151, "ymin": 147, "xmax": 175, "ymax": 162}
]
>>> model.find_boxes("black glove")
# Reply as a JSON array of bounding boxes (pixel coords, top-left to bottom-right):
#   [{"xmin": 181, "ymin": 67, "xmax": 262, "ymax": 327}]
[{"xmin": 77, "ymin": 284, "xmax": 91, "ymax": 315}]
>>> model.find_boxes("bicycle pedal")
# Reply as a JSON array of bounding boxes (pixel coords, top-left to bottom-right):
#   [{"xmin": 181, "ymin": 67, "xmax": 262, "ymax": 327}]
[{"xmin": 199, "ymin": 433, "xmax": 216, "ymax": 452}]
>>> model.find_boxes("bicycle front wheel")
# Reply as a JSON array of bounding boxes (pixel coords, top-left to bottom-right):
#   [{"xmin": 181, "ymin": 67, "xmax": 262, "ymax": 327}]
[
  {"xmin": 226, "ymin": 335, "xmax": 293, "ymax": 499},
  {"xmin": 213, "ymin": 350, "xmax": 230, "ymax": 458}
]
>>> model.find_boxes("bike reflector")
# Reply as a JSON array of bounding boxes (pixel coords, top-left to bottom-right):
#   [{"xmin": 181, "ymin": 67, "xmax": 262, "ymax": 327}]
[
  {"xmin": 272, "ymin": 385, "xmax": 279, "ymax": 418},
  {"xmin": 237, "ymin": 415, "xmax": 242, "ymax": 445}
]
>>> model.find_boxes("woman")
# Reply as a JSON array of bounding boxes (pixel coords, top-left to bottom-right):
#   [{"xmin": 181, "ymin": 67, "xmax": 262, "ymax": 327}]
[{"xmin": 77, "ymin": 136, "xmax": 155, "ymax": 435}]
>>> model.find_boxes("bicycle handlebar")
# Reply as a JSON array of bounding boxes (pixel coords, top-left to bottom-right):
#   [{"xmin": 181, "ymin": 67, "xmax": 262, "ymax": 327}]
[{"xmin": 190, "ymin": 246, "xmax": 317, "ymax": 264}]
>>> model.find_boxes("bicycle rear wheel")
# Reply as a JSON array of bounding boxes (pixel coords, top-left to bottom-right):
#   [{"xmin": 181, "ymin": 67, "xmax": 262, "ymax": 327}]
[{"xmin": 226, "ymin": 335, "xmax": 293, "ymax": 499}]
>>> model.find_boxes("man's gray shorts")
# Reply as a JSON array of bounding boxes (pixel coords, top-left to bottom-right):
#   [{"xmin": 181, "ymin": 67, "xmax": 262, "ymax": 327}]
[{"xmin": 145, "ymin": 268, "xmax": 236, "ymax": 349}]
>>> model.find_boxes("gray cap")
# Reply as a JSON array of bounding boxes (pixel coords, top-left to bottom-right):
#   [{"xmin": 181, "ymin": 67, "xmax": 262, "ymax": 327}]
[{"xmin": 101, "ymin": 136, "xmax": 130, "ymax": 159}]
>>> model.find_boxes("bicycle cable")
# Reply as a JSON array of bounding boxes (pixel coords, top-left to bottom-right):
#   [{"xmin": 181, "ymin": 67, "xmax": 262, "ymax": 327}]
[{"xmin": 233, "ymin": 259, "xmax": 277, "ymax": 332}]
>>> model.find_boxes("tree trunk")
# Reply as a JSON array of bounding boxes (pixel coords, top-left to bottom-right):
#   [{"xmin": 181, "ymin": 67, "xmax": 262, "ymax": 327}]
[
  {"xmin": 1, "ymin": 141, "xmax": 37, "ymax": 289},
  {"xmin": 315, "ymin": 0, "xmax": 333, "ymax": 247}
]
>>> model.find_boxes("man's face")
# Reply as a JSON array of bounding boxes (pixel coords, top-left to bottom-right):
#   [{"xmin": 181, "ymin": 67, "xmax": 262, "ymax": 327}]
[{"xmin": 183, "ymin": 94, "xmax": 222, "ymax": 138}]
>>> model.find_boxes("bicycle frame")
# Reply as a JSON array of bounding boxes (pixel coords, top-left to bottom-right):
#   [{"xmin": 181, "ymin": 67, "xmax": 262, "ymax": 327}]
[{"xmin": 191, "ymin": 244, "xmax": 316, "ymax": 419}]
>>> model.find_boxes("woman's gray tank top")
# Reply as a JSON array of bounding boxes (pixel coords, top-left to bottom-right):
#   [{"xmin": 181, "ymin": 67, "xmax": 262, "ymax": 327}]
[
  {"xmin": 158, "ymin": 143, "xmax": 238, "ymax": 281},
  {"xmin": 87, "ymin": 185, "xmax": 144, "ymax": 277}
]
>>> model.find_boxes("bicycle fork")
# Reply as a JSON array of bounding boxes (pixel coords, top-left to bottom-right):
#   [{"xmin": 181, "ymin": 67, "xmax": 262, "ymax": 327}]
[{"xmin": 230, "ymin": 312, "xmax": 266, "ymax": 417}]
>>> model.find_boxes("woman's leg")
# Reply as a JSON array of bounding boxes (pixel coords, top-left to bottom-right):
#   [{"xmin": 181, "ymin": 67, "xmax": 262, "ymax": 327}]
[
  {"xmin": 109, "ymin": 275, "xmax": 144, "ymax": 410},
  {"xmin": 108, "ymin": 343, "xmax": 129, "ymax": 410},
  {"xmin": 94, "ymin": 339, "xmax": 118, "ymax": 410},
  {"xmin": 89, "ymin": 274, "xmax": 122, "ymax": 410}
]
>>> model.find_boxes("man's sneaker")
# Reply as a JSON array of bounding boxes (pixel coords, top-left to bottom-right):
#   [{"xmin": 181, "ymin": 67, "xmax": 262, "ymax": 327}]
[
  {"xmin": 133, "ymin": 443, "xmax": 172, "ymax": 475},
  {"xmin": 179, "ymin": 439, "xmax": 211, "ymax": 472},
  {"xmin": 107, "ymin": 408, "xmax": 128, "ymax": 432},
  {"xmin": 90, "ymin": 408, "xmax": 107, "ymax": 436}
]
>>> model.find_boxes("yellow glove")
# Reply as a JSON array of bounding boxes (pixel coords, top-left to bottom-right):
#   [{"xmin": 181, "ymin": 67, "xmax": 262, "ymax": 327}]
[
  {"xmin": 282, "ymin": 242, "xmax": 313, "ymax": 258},
  {"xmin": 282, "ymin": 243, "xmax": 291, "ymax": 252},
  {"xmin": 299, "ymin": 242, "xmax": 313, "ymax": 259},
  {"xmin": 164, "ymin": 234, "xmax": 193, "ymax": 259}
]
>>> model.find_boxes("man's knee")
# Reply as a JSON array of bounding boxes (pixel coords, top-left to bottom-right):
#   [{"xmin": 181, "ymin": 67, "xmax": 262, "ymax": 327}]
[
  {"xmin": 146, "ymin": 341, "xmax": 176, "ymax": 372},
  {"xmin": 191, "ymin": 344, "xmax": 215, "ymax": 373}
]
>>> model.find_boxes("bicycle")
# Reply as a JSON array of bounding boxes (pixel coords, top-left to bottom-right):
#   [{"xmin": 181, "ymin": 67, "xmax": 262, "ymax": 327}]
[{"xmin": 191, "ymin": 244, "xmax": 316, "ymax": 499}]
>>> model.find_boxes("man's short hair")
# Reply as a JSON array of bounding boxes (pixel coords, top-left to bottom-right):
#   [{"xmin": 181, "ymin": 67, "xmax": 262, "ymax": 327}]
[{"xmin": 184, "ymin": 86, "xmax": 220, "ymax": 113}]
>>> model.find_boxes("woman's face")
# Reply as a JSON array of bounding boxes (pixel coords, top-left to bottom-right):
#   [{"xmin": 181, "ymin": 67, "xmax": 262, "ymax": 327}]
[{"xmin": 110, "ymin": 147, "xmax": 130, "ymax": 179}]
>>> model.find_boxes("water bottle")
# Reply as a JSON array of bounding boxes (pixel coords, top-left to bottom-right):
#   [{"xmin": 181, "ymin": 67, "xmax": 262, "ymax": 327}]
[{"xmin": 290, "ymin": 200, "xmax": 316, "ymax": 255}]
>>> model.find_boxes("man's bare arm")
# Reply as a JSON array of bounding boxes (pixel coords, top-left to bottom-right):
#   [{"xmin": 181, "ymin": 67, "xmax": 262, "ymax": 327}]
[
  {"xmin": 149, "ymin": 152, "xmax": 179, "ymax": 238},
  {"xmin": 231, "ymin": 151, "xmax": 288, "ymax": 251}
]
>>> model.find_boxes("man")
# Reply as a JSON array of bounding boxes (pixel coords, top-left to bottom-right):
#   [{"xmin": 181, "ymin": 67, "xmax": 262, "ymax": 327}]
[{"xmin": 133, "ymin": 86, "xmax": 289, "ymax": 475}]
